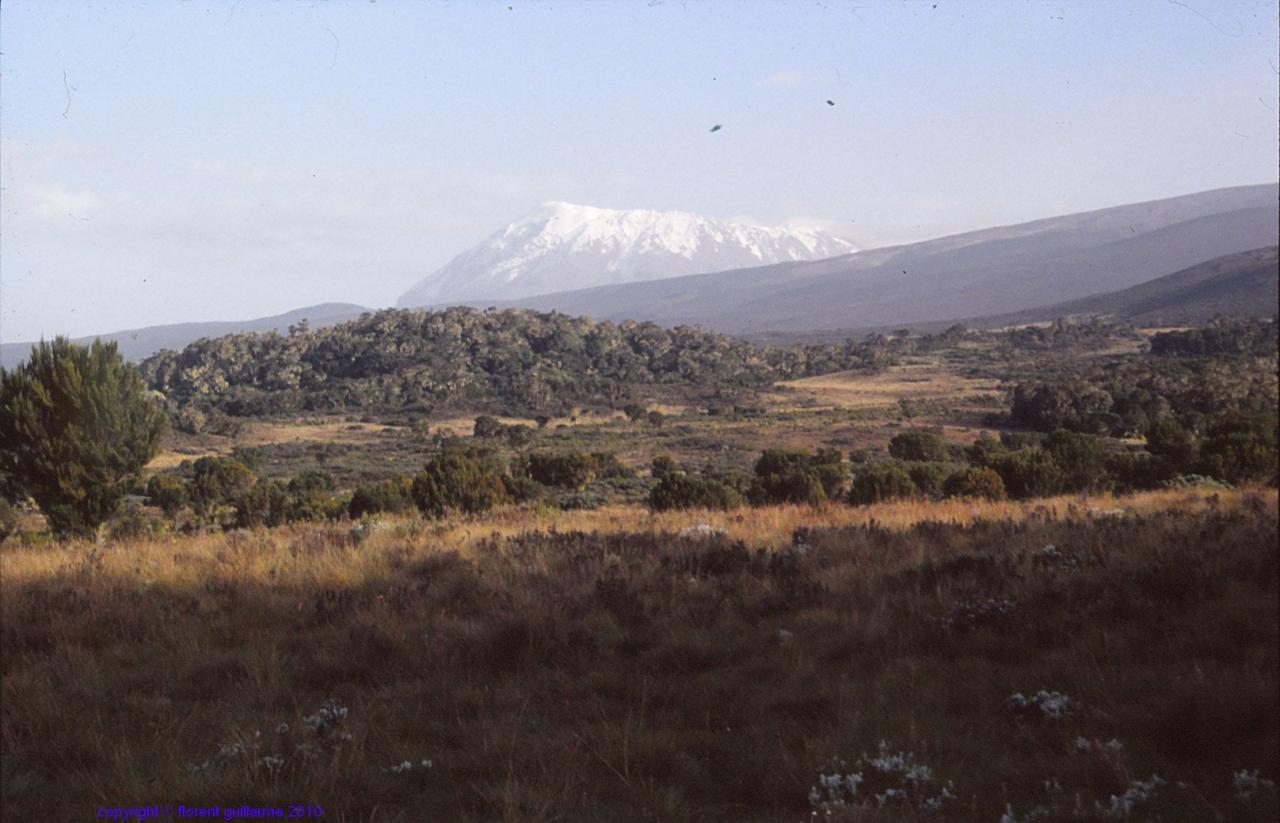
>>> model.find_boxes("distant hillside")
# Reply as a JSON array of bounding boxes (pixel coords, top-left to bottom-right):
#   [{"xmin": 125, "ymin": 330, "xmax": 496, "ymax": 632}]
[
  {"xmin": 753, "ymin": 246, "xmax": 1280, "ymax": 345},
  {"xmin": 1, "ymin": 303, "xmax": 368, "ymax": 369},
  {"xmin": 977, "ymin": 246, "xmax": 1279, "ymax": 328},
  {"xmin": 139, "ymin": 307, "xmax": 890, "ymax": 417},
  {"xmin": 481, "ymin": 184, "xmax": 1279, "ymax": 335}
]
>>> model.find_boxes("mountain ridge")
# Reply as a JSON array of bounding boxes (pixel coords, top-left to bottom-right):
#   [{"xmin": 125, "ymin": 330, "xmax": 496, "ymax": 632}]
[
  {"xmin": 396, "ymin": 201, "xmax": 858, "ymax": 307},
  {"xmin": 481, "ymin": 184, "xmax": 1278, "ymax": 334}
]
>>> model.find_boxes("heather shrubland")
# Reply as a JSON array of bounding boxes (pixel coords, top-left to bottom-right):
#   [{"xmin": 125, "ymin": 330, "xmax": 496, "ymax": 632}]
[{"xmin": 3, "ymin": 487, "xmax": 1275, "ymax": 821}]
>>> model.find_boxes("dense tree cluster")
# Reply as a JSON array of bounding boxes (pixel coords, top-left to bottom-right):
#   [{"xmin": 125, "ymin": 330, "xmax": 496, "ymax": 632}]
[
  {"xmin": 1149, "ymin": 318, "xmax": 1277, "ymax": 358},
  {"xmin": 141, "ymin": 307, "xmax": 894, "ymax": 418},
  {"xmin": 1010, "ymin": 351, "xmax": 1277, "ymax": 438}
]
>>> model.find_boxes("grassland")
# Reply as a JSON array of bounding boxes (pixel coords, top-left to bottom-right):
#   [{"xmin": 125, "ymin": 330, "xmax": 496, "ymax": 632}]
[{"xmin": 3, "ymin": 487, "xmax": 1276, "ymax": 821}]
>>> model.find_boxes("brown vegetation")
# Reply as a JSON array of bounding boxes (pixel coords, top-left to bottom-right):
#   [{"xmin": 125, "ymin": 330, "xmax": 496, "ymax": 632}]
[{"xmin": 3, "ymin": 488, "xmax": 1276, "ymax": 821}]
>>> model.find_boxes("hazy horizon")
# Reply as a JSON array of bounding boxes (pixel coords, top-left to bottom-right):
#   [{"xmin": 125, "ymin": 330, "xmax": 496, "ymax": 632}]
[{"xmin": 2, "ymin": 0, "xmax": 1277, "ymax": 342}]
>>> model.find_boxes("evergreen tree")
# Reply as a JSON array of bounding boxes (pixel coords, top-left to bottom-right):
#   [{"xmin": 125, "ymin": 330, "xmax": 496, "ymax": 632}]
[{"xmin": 0, "ymin": 338, "xmax": 167, "ymax": 538}]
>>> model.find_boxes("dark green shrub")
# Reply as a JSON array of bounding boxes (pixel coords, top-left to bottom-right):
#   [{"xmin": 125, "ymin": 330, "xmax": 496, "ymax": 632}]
[
  {"xmin": 146, "ymin": 474, "xmax": 189, "ymax": 517},
  {"xmin": 1009, "ymin": 381, "xmax": 1115, "ymax": 435},
  {"xmin": 106, "ymin": 503, "xmax": 164, "ymax": 542},
  {"xmin": 502, "ymin": 474, "xmax": 546, "ymax": 504},
  {"xmin": 848, "ymin": 462, "xmax": 918, "ymax": 505},
  {"xmin": 348, "ymin": 476, "xmax": 414, "ymax": 518},
  {"xmin": 0, "ymin": 338, "xmax": 167, "ymax": 538},
  {"xmin": 233, "ymin": 480, "xmax": 289, "ymax": 528},
  {"xmin": 1144, "ymin": 418, "xmax": 1197, "ymax": 471},
  {"xmin": 230, "ymin": 446, "xmax": 264, "ymax": 472},
  {"xmin": 990, "ymin": 449, "xmax": 1065, "ymax": 499},
  {"xmin": 888, "ymin": 430, "xmax": 950, "ymax": 462},
  {"xmin": 623, "ymin": 403, "xmax": 648, "ymax": 422},
  {"xmin": 473, "ymin": 415, "xmax": 504, "ymax": 438},
  {"xmin": 289, "ymin": 469, "xmax": 335, "ymax": 495},
  {"xmin": 503, "ymin": 425, "xmax": 535, "ymax": 447},
  {"xmin": 906, "ymin": 461, "xmax": 954, "ymax": 498},
  {"xmin": 411, "ymin": 451, "xmax": 510, "ymax": 518},
  {"xmin": 173, "ymin": 406, "xmax": 207, "ymax": 435},
  {"xmin": 651, "ymin": 455, "xmax": 679, "ymax": 479},
  {"xmin": 647, "ymin": 410, "xmax": 665, "ymax": 427},
  {"xmin": 1045, "ymin": 429, "xmax": 1114, "ymax": 493},
  {"xmin": 966, "ymin": 432, "xmax": 1007, "ymax": 466},
  {"xmin": 999, "ymin": 431, "xmax": 1045, "ymax": 450},
  {"xmin": 522, "ymin": 451, "xmax": 595, "ymax": 489},
  {"xmin": 943, "ymin": 466, "xmax": 1007, "ymax": 500},
  {"xmin": 1197, "ymin": 411, "xmax": 1279, "ymax": 484},
  {"xmin": 189, "ymin": 456, "xmax": 257, "ymax": 520},
  {"xmin": 1106, "ymin": 451, "xmax": 1175, "ymax": 493},
  {"xmin": 750, "ymin": 448, "xmax": 846, "ymax": 505},
  {"xmin": 648, "ymin": 473, "xmax": 743, "ymax": 511},
  {"xmin": 590, "ymin": 451, "xmax": 633, "ymax": 480}
]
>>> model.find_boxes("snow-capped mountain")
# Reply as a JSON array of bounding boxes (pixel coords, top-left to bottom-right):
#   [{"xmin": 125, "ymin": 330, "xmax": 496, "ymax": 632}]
[{"xmin": 396, "ymin": 202, "xmax": 858, "ymax": 307}]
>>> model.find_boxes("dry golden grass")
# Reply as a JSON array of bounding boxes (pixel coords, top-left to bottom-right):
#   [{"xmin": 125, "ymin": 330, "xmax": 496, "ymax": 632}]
[
  {"xmin": 2, "ymin": 486, "xmax": 1259, "ymax": 589},
  {"xmin": 146, "ymin": 419, "xmax": 399, "ymax": 470},
  {"xmin": 769, "ymin": 358, "xmax": 1000, "ymax": 411},
  {"xmin": 2, "ymin": 487, "xmax": 1276, "ymax": 821}
]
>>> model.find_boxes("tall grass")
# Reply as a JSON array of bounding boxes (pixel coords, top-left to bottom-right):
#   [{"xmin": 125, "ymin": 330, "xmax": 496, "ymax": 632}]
[{"xmin": 2, "ymin": 488, "xmax": 1276, "ymax": 821}]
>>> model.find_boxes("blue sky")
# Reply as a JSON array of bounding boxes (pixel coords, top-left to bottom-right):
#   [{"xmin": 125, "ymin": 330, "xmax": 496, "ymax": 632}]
[{"xmin": 2, "ymin": 0, "xmax": 1277, "ymax": 341}]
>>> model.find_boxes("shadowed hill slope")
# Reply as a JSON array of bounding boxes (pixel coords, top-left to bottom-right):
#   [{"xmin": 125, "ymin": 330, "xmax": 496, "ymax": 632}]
[{"xmin": 484, "ymin": 184, "xmax": 1278, "ymax": 334}]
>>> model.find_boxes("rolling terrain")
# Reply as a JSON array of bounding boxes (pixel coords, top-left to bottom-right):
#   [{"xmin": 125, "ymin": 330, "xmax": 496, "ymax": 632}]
[
  {"xmin": 976, "ymin": 245, "xmax": 1279, "ymax": 327},
  {"xmin": 489, "ymin": 184, "xmax": 1279, "ymax": 335}
]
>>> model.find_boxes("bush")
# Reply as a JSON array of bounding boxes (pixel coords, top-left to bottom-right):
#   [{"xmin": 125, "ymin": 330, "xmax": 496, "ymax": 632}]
[
  {"xmin": 1197, "ymin": 411, "xmax": 1279, "ymax": 485},
  {"xmin": 750, "ymin": 448, "xmax": 846, "ymax": 505},
  {"xmin": 888, "ymin": 430, "xmax": 951, "ymax": 462},
  {"xmin": 905, "ymin": 461, "xmax": 954, "ymax": 498},
  {"xmin": 503, "ymin": 425, "xmax": 535, "ymax": 447},
  {"xmin": 189, "ymin": 456, "xmax": 257, "ymax": 520},
  {"xmin": 966, "ymin": 432, "xmax": 1006, "ymax": 466},
  {"xmin": 590, "ymin": 451, "xmax": 633, "ymax": 480},
  {"xmin": 943, "ymin": 467, "xmax": 1006, "ymax": 500},
  {"xmin": 233, "ymin": 480, "xmax": 289, "ymax": 528},
  {"xmin": 411, "ymin": 450, "xmax": 510, "ymax": 518},
  {"xmin": 106, "ymin": 503, "xmax": 164, "ymax": 542},
  {"xmin": 473, "ymin": 415, "xmax": 505, "ymax": 438},
  {"xmin": 1144, "ymin": 418, "xmax": 1197, "ymax": 471},
  {"xmin": 1045, "ymin": 429, "xmax": 1113, "ymax": 493},
  {"xmin": 999, "ymin": 431, "xmax": 1045, "ymax": 450},
  {"xmin": 502, "ymin": 474, "xmax": 546, "ymax": 504},
  {"xmin": 0, "ymin": 338, "xmax": 168, "ymax": 538},
  {"xmin": 173, "ymin": 406, "xmax": 207, "ymax": 435},
  {"xmin": 990, "ymin": 449, "xmax": 1064, "ymax": 499},
  {"xmin": 848, "ymin": 462, "xmax": 918, "ymax": 505},
  {"xmin": 648, "ymin": 473, "xmax": 743, "ymax": 511},
  {"xmin": 286, "ymin": 489, "xmax": 347, "ymax": 523},
  {"xmin": 647, "ymin": 410, "xmax": 665, "ymax": 427},
  {"xmin": 1106, "ymin": 450, "xmax": 1175, "ymax": 493},
  {"xmin": 348, "ymin": 476, "xmax": 414, "ymax": 519},
  {"xmin": 522, "ymin": 451, "xmax": 596, "ymax": 489},
  {"xmin": 289, "ymin": 469, "xmax": 335, "ymax": 495},
  {"xmin": 651, "ymin": 455, "xmax": 679, "ymax": 479},
  {"xmin": 146, "ymin": 474, "xmax": 190, "ymax": 517}
]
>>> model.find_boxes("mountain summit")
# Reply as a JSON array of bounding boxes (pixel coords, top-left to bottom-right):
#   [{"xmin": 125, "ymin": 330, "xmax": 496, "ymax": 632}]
[{"xmin": 396, "ymin": 202, "xmax": 857, "ymax": 307}]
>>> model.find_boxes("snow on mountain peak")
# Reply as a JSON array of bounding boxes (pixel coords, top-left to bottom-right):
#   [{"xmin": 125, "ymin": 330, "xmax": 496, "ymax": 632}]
[{"xmin": 397, "ymin": 202, "xmax": 857, "ymax": 307}]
